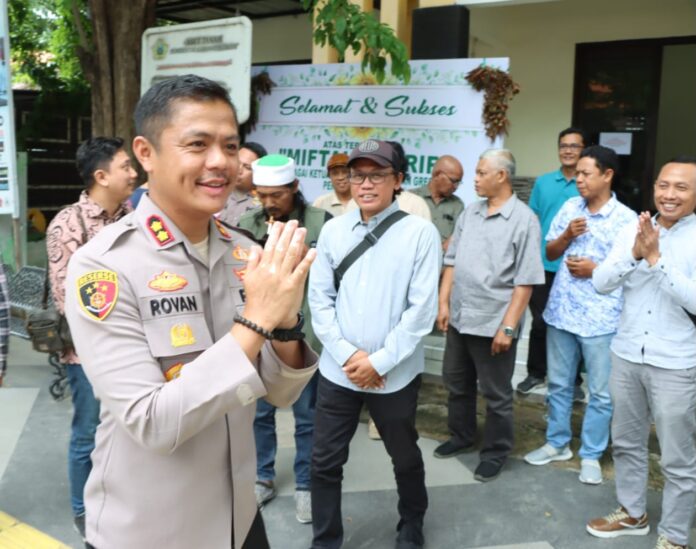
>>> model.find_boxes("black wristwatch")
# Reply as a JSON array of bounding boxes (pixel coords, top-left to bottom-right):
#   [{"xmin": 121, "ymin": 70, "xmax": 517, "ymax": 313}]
[{"xmin": 271, "ymin": 312, "xmax": 305, "ymax": 342}]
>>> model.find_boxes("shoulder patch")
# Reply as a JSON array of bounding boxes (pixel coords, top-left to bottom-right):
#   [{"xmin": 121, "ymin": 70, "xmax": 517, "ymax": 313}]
[
  {"xmin": 77, "ymin": 270, "xmax": 119, "ymax": 321},
  {"xmin": 147, "ymin": 215, "xmax": 175, "ymax": 246}
]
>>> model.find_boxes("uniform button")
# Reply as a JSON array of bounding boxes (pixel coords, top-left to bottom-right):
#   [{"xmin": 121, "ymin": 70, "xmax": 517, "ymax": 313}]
[
  {"xmin": 236, "ymin": 384, "xmax": 256, "ymax": 406},
  {"xmin": 644, "ymin": 331, "xmax": 648, "ymax": 335},
  {"xmin": 648, "ymin": 310, "xmax": 651, "ymax": 314}
]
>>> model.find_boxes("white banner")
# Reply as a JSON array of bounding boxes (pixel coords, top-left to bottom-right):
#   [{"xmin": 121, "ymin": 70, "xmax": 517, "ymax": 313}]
[
  {"xmin": 142, "ymin": 17, "xmax": 252, "ymax": 123},
  {"xmin": 0, "ymin": 0, "xmax": 18, "ymax": 216},
  {"xmin": 246, "ymin": 58, "xmax": 509, "ymax": 206}
]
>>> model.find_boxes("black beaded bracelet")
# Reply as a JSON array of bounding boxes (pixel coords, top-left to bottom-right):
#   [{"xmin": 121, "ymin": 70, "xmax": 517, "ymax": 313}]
[{"xmin": 233, "ymin": 314, "xmax": 274, "ymax": 339}]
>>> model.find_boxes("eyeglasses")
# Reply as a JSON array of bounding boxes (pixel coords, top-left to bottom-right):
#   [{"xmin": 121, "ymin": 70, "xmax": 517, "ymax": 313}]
[
  {"xmin": 435, "ymin": 171, "xmax": 462, "ymax": 185},
  {"xmin": 349, "ymin": 171, "xmax": 396, "ymax": 185},
  {"xmin": 559, "ymin": 144, "xmax": 584, "ymax": 151}
]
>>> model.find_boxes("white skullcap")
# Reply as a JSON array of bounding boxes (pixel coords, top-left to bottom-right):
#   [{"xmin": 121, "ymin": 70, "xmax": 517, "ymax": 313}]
[{"xmin": 252, "ymin": 154, "xmax": 296, "ymax": 187}]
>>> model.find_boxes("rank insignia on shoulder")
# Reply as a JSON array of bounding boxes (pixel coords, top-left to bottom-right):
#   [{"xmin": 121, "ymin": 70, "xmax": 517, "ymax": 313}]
[
  {"xmin": 232, "ymin": 245, "xmax": 250, "ymax": 262},
  {"xmin": 148, "ymin": 271, "xmax": 188, "ymax": 292},
  {"xmin": 214, "ymin": 218, "xmax": 232, "ymax": 240},
  {"xmin": 233, "ymin": 267, "xmax": 247, "ymax": 281},
  {"xmin": 164, "ymin": 362, "xmax": 184, "ymax": 381},
  {"xmin": 77, "ymin": 270, "xmax": 118, "ymax": 321},
  {"xmin": 170, "ymin": 323, "xmax": 196, "ymax": 347},
  {"xmin": 147, "ymin": 215, "xmax": 175, "ymax": 246}
]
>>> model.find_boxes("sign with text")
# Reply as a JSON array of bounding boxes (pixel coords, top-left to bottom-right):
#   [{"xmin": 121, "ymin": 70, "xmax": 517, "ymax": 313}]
[
  {"xmin": 0, "ymin": 0, "xmax": 18, "ymax": 216},
  {"xmin": 141, "ymin": 17, "xmax": 252, "ymax": 123},
  {"xmin": 246, "ymin": 58, "xmax": 509, "ymax": 206}
]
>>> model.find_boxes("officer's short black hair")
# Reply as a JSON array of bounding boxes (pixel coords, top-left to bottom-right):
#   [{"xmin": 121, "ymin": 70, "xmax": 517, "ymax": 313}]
[
  {"xmin": 579, "ymin": 145, "xmax": 619, "ymax": 178},
  {"xmin": 558, "ymin": 127, "xmax": 589, "ymax": 147},
  {"xmin": 241, "ymin": 142, "xmax": 267, "ymax": 159},
  {"xmin": 134, "ymin": 74, "xmax": 237, "ymax": 148},
  {"xmin": 76, "ymin": 136, "xmax": 125, "ymax": 189}
]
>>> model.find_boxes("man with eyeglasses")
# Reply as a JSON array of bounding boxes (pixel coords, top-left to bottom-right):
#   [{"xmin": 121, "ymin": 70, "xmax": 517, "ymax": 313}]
[
  {"xmin": 516, "ymin": 127, "xmax": 589, "ymax": 397},
  {"xmin": 238, "ymin": 154, "xmax": 331, "ymax": 524},
  {"xmin": 308, "ymin": 139, "xmax": 441, "ymax": 549},
  {"xmin": 218, "ymin": 141, "xmax": 266, "ymax": 226},
  {"xmin": 411, "ymin": 155, "xmax": 465, "ymax": 252}
]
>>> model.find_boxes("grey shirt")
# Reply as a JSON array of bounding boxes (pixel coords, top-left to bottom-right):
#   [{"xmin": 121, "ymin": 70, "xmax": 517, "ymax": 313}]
[
  {"xmin": 444, "ymin": 193, "xmax": 544, "ymax": 337},
  {"xmin": 217, "ymin": 190, "xmax": 258, "ymax": 227}
]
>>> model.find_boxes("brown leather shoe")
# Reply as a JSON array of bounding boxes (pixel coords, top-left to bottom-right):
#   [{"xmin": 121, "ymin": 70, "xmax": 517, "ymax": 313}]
[{"xmin": 586, "ymin": 506, "xmax": 650, "ymax": 538}]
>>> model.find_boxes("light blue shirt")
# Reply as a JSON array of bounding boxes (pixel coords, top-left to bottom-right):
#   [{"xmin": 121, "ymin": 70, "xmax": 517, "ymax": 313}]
[
  {"xmin": 308, "ymin": 200, "xmax": 441, "ymax": 393},
  {"xmin": 529, "ymin": 169, "xmax": 580, "ymax": 272},
  {"xmin": 543, "ymin": 195, "xmax": 637, "ymax": 337},
  {"xmin": 593, "ymin": 214, "xmax": 696, "ymax": 369}
]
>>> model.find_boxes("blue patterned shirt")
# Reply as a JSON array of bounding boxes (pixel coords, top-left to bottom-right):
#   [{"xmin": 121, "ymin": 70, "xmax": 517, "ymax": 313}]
[{"xmin": 543, "ymin": 195, "xmax": 637, "ymax": 337}]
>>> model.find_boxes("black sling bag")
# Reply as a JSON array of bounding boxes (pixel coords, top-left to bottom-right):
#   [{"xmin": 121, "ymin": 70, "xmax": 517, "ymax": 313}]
[{"xmin": 333, "ymin": 210, "xmax": 409, "ymax": 291}]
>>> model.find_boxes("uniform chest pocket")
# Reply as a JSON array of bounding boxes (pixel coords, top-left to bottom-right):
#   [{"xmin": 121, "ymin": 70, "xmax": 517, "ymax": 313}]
[{"xmin": 222, "ymin": 248, "xmax": 249, "ymax": 313}]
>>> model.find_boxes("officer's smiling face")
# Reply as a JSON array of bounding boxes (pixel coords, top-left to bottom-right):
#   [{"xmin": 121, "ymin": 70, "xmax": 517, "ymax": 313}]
[{"xmin": 137, "ymin": 98, "xmax": 240, "ymax": 222}]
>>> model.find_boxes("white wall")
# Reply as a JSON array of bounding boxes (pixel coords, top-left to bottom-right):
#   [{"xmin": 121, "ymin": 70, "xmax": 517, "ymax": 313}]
[{"xmin": 467, "ymin": 0, "xmax": 696, "ymax": 176}]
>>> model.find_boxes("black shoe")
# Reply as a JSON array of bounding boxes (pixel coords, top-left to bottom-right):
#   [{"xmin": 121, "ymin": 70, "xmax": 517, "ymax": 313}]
[
  {"xmin": 474, "ymin": 460, "xmax": 504, "ymax": 482},
  {"xmin": 573, "ymin": 384, "xmax": 586, "ymax": 403},
  {"xmin": 433, "ymin": 439, "xmax": 474, "ymax": 459},
  {"xmin": 516, "ymin": 375, "xmax": 545, "ymax": 394},
  {"xmin": 73, "ymin": 514, "xmax": 86, "ymax": 542},
  {"xmin": 395, "ymin": 519, "xmax": 424, "ymax": 549}
]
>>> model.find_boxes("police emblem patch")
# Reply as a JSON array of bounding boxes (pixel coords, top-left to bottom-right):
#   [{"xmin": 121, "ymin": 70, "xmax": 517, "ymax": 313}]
[
  {"xmin": 147, "ymin": 215, "xmax": 175, "ymax": 246},
  {"xmin": 170, "ymin": 323, "xmax": 196, "ymax": 347},
  {"xmin": 77, "ymin": 270, "xmax": 119, "ymax": 321},
  {"xmin": 233, "ymin": 267, "xmax": 247, "ymax": 281},
  {"xmin": 148, "ymin": 271, "xmax": 188, "ymax": 292},
  {"xmin": 164, "ymin": 362, "xmax": 184, "ymax": 381},
  {"xmin": 232, "ymin": 245, "xmax": 250, "ymax": 261}
]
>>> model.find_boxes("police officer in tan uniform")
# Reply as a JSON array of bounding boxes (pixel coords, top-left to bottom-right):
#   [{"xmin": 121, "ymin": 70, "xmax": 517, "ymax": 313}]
[{"xmin": 64, "ymin": 75, "xmax": 318, "ymax": 549}]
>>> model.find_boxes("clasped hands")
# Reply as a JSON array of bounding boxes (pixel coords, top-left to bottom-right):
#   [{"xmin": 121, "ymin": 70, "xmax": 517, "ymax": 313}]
[
  {"xmin": 631, "ymin": 211, "xmax": 660, "ymax": 266},
  {"xmin": 241, "ymin": 220, "xmax": 316, "ymax": 332},
  {"xmin": 563, "ymin": 217, "xmax": 596, "ymax": 278},
  {"xmin": 343, "ymin": 350, "xmax": 385, "ymax": 390}
]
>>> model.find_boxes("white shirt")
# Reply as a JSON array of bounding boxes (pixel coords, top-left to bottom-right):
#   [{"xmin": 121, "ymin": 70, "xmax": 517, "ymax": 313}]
[{"xmin": 592, "ymin": 214, "xmax": 696, "ymax": 369}]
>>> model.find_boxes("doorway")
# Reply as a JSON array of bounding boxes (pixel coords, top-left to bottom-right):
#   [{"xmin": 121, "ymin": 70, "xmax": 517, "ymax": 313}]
[{"xmin": 573, "ymin": 36, "xmax": 696, "ymax": 212}]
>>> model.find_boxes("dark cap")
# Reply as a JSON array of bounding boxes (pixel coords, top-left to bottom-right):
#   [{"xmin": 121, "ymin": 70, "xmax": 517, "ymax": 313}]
[
  {"xmin": 327, "ymin": 153, "xmax": 349, "ymax": 170},
  {"xmin": 348, "ymin": 140, "xmax": 399, "ymax": 169}
]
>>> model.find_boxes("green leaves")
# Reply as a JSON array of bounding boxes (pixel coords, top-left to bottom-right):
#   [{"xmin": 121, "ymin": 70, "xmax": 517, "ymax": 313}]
[{"xmin": 306, "ymin": 0, "xmax": 410, "ymax": 84}]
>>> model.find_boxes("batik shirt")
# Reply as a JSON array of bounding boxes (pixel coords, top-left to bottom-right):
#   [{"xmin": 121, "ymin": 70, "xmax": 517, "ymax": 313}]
[
  {"xmin": 543, "ymin": 195, "xmax": 636, "ymax": 337},
  {"xmin": 46, "ymin": 191, "xmax": 131, "ymax": 364}
]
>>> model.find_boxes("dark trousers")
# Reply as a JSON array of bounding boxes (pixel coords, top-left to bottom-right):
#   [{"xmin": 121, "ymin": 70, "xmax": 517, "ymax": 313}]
[
  {"xmin": 442, "ymin": 328, "xmax": 518, "ymax": 464},
  {"xmin": 526, "ymin": 270, "xmax": 555, "ymax": 379},
  {"xmin": 310, "ymin": 374, "xmax": 427, "ymax": 549}
]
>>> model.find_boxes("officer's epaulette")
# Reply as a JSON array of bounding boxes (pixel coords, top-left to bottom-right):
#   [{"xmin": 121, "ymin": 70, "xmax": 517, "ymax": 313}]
[
  {"xmin": 81, "ymin": 212, "xmax": 138, "ymax": 257},
  {"xmin": 215, "ymin": 218, "xmax": 264, "ymax": 246}
]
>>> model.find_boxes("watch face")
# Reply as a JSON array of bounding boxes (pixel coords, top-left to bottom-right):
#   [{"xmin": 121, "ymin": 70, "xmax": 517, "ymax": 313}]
[{"xmin": 503, "ymin": 327, "xmax": 514, "ymax": 337}]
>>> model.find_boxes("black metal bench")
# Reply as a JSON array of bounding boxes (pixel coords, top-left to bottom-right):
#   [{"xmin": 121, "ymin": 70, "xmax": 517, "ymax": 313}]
[{"xmin": 6, "ymin": 264, "xmax": 68, "ymax": 400}]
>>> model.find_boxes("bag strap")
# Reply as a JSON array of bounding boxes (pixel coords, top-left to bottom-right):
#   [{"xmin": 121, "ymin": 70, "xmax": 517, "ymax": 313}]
[{"xmin": 333, "ymin": 210, "xmax": 408, "ymax": 290}]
